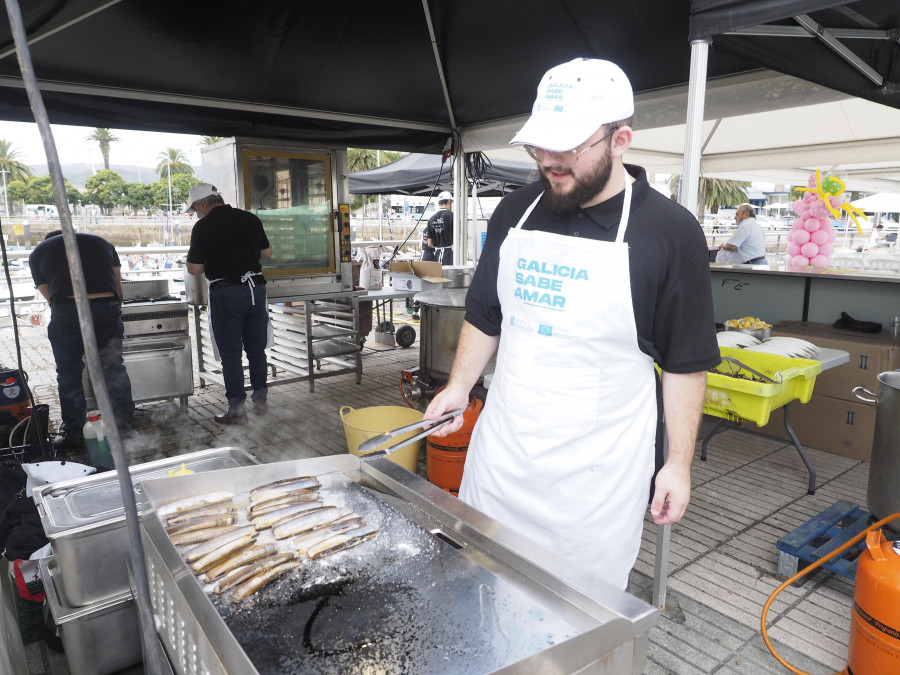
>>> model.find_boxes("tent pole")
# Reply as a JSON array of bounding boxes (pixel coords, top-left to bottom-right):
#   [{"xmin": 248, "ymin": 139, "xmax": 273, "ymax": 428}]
[
  {"xmin": 453, "ymin": 147, "xmax": 466, "ymax": 264},
  {"xmin": 680, "ymin": 39, "xmax": 711, "ymax": 219}
]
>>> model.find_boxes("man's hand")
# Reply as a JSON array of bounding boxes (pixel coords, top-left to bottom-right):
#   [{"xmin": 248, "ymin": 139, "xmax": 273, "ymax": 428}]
[
  {"xmin": 649, "ymin": 461, "xmax": 690, "ymax": 525},
  {"xmin": 424, "ymin": 382, "xmax": 470, "ymax": 437}
]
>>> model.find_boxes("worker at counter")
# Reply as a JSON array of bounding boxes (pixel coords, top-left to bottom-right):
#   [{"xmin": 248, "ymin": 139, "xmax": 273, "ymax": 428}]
[
  {"xmin": 30, "ymin": 231, "xmax": 135, "ymax": 452},
  {"xmin": 716, "ymin": 204, "xmax": 767, "ymax": 264},
  {"xmin": 185, "ymin": 183, "xmax": 273, "ymax": 425},
  {"xmin": 425, "ymin": 58, "xmax": 720, "ymax": 590}
]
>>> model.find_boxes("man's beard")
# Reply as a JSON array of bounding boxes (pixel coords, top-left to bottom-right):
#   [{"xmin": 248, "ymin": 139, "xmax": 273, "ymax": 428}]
[{"xmin": 539, "ymin": 150, "xmax": 614, "ymax": 213}]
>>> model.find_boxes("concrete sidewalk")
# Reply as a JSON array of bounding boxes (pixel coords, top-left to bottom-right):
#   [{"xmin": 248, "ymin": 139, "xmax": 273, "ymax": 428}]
[{"xmin": 2, "ymin": 319, "xmax": 867, "ymax": 674}]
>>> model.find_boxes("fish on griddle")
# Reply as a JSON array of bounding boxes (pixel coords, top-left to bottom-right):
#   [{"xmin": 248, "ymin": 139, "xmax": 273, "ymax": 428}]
[
  {"xmin": 190, "ymin": 532, "xmax": 257, "ymax": 574},
  {"xmin": 292, "ymin": 515, "xmax": 366, "ymax": 555},
  {"xmin": 230, "ymin": 560, "xmax": 303, "ymax": 601},
  {"xmin": 271, "ymin": 506, "xmax": 351, "ymax": 540},
  {"xmin": 307, "ymin": 525, "xmax": 378, "ymax": 560},
  {"xmin": 249, "ymin": 477, "xmax": 320, "ymax": 505},
  {"xmin": 157, "ymin": 491, "xmax": 233, "ymax": 519}
]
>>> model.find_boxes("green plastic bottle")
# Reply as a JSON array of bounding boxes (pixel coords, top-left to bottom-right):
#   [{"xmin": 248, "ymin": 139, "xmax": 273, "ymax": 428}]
[{"xmin": 83, "ymin": 411, "xmax": 113, "ymax": 469}]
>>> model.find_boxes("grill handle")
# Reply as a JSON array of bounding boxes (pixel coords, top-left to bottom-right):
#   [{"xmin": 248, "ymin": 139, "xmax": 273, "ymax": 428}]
[{"xmin": 122, "ymin": 343, "xmax": 186, "ymax": 355}]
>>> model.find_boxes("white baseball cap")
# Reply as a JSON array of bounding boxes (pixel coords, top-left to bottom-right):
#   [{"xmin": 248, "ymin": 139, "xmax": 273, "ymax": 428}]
[
  {"xmin": 510, "ymin": 58, "xmax": 634, "ymax": 152},
  {"xmin": 437, "ymin": 191, "xmax": 453, "ymax": 201},
  {"xmin": 184, "ymin": 183, "xmax": 220, "ymax": 213}
]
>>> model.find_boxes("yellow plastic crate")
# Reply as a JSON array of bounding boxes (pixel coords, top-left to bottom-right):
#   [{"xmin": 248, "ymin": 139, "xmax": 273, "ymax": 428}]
[{"xmin": 704, "ymin": 347, "xmax": 822, "ymax": 426}]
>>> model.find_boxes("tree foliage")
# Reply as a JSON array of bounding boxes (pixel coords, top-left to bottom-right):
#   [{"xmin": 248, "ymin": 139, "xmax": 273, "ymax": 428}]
[
  {"xmin": 156, "ymin": 148, "xmax": 193, "ymax": 178},
  {"xmin": 150, "ymin": 173, "xmax": 199, "ymax": 209},
  {"xmin": 201, "ymin": 136, "xmax": 224, "ymax": 145},
  {"xmin": 0, "ymin": 139, "xmax": 34, "ymax": 183},
  {"xmin": 668, "ymin": 175, "xmax": 751, "ymax": 219},
  {"xmin": 347, "ymin": 148, "xmax": 405, "ymax": 172},
  {"xmin": 6, "ymin": 174, "xmax": 80, "ymax": 207},
  {"xmin": 123, "ymin": 182, "xmax": 155, "ymax": 211},
  {"xmin": 86, "ymin": 128, "xmax": 120, "ymax": 171},
  {"xmin": 83, "ymin": 169, "xmax": 126, "ymax": 213}
]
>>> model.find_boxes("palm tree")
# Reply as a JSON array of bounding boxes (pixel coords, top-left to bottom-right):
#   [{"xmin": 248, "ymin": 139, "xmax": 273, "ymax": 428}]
[
  {"xmin": 201, "ymin": 136, "xmax": 223, "ymax": 145},
  {"xmin": 155, "ymin": 148, "xmax": 193, "ymax": 179},
  {"xmin": 668, "ymin": 175, "xmax": 751, "ymax": 220},
  {"xmin": 85, "ymin": 128, "xmax": 120, "ymax": 171},
  {"xmin": 0, "ymin": 139, "xmax": 34, "ymax": 183}
]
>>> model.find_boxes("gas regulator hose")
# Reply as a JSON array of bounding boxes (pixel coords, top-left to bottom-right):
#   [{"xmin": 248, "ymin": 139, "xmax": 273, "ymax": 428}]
[{"xmin": 761, "ymin": 511, "xmax": 900, "ymax": 674}]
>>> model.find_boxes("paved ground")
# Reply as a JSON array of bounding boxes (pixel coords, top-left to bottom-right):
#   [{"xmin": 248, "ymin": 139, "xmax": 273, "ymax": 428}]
[{"xmin": 1, "ymin": 313, "xmax": 868, "ymax": 674}]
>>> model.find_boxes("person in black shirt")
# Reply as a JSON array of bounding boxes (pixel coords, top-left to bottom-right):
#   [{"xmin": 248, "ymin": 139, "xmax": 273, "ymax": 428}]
[
  {"xmin": 30, "ymin": 231, "xmax": 134, "ymax": 452},
  {"xmin": 424, "ymin": 58, "xmax": 719, "ymax": 590},
  {"xmin": 424, "ymin": 192, "xmax": 454, "ymax": 264},
  {"xmin": 185, "ymin": 183, "xmax": 273, "ymax": 424}
]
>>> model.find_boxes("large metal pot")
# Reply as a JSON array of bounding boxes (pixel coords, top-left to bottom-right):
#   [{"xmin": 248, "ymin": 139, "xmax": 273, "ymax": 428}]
[
  {"xmin": 853, "ymin": 371, "xmax": 900, "ymax": 533},
  {"xmin": 183, "ymin": 266, "xmax": 208, "ymax": 305},
  {"xmin": 416, "ymin": 288, "xmax": 495, "ymax": 383}
]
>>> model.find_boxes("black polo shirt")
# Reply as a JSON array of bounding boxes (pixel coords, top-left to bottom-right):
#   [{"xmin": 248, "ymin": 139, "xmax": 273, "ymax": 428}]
[
  {"xmin": 30, "ymin": 233, "xmax": 120, "ymax": 303},
  {"xmin": 187, "ymin": 205, "xmax": 270, "ymax": 284},
  {"xmin": 466, "ymin": 164, "xmax": 720, "ymax": 374},
  {"xmin": 425, "ymin": 208, "xmax": 454, "ymax": 248}
]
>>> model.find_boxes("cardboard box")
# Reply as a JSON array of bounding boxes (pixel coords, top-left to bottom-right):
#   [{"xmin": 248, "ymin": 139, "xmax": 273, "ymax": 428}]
[
  {"xmin": 773, "ymin": 321, "xmax": 900, "ymax": 401},
  {"xmin": 389, "ymin": 261, "xmax": 451, "ymax": 292},
  {"xmin": 753, "ymin": 393, "xmax": 875, "ymax": 462}
]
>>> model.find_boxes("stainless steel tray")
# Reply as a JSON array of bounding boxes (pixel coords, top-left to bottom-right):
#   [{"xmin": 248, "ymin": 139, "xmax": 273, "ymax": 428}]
[
  {"xmin": 140, "ymin": 454, "xmax": 657, "ymax": 674},
  {"xmin": 40, "ymin": 556, "xmax": 142, "ymax": 675},
  {"xmin": 34, "ymin": 447, "xmax": 260, "ymax": 606}
]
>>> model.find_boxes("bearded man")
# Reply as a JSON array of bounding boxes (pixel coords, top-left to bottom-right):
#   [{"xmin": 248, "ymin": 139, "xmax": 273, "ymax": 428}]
[{"xmin": 424, "ymin": 58, "xmax": 719, "ymax": 591}]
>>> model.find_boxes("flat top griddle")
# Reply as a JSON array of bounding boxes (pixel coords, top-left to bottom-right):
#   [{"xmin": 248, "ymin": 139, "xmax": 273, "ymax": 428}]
[{"xmin": 203, "ymin": 476, "xmax": 578, "ymax": 674}]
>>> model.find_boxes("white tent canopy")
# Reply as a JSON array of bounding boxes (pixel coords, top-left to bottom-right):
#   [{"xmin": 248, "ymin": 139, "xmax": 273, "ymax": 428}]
[
  {"xmin": 851, "ymin": 193, "xmax": 900, "ymax": 214},
  {"xmin": 466, "ymin": 71, "xmax": 900, "ymax": 193}
]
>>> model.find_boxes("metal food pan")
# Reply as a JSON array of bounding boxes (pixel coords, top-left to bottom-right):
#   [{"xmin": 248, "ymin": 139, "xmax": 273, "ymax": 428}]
[
  {"xmin": 34, "ymin": 447, "xmax": 260, "ymax": 607},
  {"xmin": 139, "ymin": 454, "xmax": 657, "ymax": 674},
  {"xmin": 40, "ymin": 556, "xmax": 142, "ymax": 675}
]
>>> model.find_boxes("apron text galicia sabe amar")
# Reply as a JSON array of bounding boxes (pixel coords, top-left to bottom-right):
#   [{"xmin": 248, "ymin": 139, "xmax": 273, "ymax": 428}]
[{"xmin": 459, "ymin": 170, "xmax": 657, "ymax": 589}]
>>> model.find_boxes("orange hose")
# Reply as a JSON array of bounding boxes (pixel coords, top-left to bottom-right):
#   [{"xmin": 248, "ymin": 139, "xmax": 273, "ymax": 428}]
[{"xmin": 761, "ymin": 511, "xmax": 900, "ymax": 675}]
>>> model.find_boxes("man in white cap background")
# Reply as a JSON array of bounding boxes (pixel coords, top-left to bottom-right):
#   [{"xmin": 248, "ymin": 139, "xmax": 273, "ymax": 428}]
[
  {"xmin": 424, "ymin": 191, "xmax": 454, "ymax": 265},
  {"xmin": 185, "ymin": 183, "xmax": 273, "ymax": 424},
  {"xmin": 425, "ymin": 58, "xmax": 719, "ymax": 590}
]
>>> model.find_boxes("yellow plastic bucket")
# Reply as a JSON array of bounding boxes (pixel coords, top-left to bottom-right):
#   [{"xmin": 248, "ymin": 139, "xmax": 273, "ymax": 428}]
[{"xmin": 339, "ymin": 405, "xmax": 424, "ymax": 473}]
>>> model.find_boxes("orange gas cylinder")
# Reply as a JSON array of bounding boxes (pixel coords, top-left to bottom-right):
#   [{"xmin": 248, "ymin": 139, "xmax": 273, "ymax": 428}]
[
  {"xmin": 847, "ymin": 529, "xmax": 900, "ymax": 674},
  {"xmin": 426, "ymin": 398, "xmax": 483, "ymax": 495}
]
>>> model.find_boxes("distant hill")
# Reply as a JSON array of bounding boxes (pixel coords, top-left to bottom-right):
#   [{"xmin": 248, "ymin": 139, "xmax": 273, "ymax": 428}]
[{"xmin": 32, "ymin": 163, "xmax": 167, "ymax": 188}]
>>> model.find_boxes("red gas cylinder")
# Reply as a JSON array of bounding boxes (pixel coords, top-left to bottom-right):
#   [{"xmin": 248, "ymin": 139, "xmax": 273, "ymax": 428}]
[
  {"xmin": 426, "ymin": 398, "xmax": 483, "ymax": 495},
  {"xmin": 846, "ymin": 529, "xmax": 900, "ymax": 673}
]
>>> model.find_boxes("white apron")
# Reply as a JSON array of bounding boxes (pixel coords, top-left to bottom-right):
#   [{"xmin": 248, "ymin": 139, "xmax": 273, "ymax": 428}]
[
  {"xmin": 206, "ymin": 271, "xmax": 273, "ymax": 362},
  {"xmin": 459, "ymin": 171, "xmax": 657, "ymax": 590}
]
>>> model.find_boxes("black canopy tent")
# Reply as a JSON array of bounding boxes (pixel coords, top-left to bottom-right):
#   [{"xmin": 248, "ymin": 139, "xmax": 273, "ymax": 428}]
[{"xmin": 348, "ymin": 153, "xmax": 539, "ymax": 197}]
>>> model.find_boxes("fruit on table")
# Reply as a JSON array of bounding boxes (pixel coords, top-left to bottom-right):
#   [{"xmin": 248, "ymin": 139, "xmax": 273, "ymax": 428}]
[{"xmin": 725, "ymin": 316, "xmax": 772, "ymax": 329}]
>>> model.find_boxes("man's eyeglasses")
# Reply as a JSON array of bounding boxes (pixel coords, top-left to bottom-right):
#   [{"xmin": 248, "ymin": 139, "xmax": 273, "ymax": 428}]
[{"xmin": 524, "ymin": 125, "xmax": 618, "ymax": 163}]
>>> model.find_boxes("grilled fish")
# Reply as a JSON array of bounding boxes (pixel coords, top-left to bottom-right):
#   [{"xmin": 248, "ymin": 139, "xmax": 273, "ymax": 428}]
[
  {"xmin": 249, "ymin": 501, "xmax": 325, "ymax": 530},
  {"xmin": 184, "ymin": 525, "xmax": 255, "ymax": 563},
  {"xmin": 230, "ymin": 560, "xmax": 302, "ymax": 601},
  {"xmin": 214, "ymin": 552, "xmax": 295, "ymax": 594},
  {"xmin": 165, "ymin": 505, "xmax": 236, "ymax": 526},
  {"xmin": 272, "ymin": 506, "xmax": 351, "ymax": 540},
  {"xmin": 307, "ymin": 525, "xmax": 378, "ymax": 560},
  {"xmin": 292, "ymin": 516, "xmax": 365, "ymax": 555},
  {"xmin": 249, "ymin": 478, "xmax": 320, "ymax": 505},
  {"xmin": 157, "ymin": 491, "xmax": 233, "ymax": 519}
]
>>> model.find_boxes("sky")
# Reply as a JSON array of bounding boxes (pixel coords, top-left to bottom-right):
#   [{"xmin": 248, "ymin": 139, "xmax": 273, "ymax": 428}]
[{"xmin": 0, "ymin": 120, "xmax": 205, "ymax": 171}]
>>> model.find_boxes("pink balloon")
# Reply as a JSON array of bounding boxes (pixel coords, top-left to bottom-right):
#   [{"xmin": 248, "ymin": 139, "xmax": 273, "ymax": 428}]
[
  {"xmin": 827, "ymin": 230, "xmax": 837, "ymax": 242},
  {"xmin": 792, "ymin": 229, "xmax": 811, "ymax": 244},
  {"xmin": 811, "ymin": 229, "xmax": 829, "ymax": 245},
  {"xmin": 792, "ymin": 218, "xmax": 804, "ymax": 229},
  {"xmin": 804, "ymin": 218, "xmax": 821, "ymax": 232},
  {"xmin": 792, "ymin": 199, "xmax": 806, "ymax": 214},
  {"xmin": 811, "ymin": 255, "xmax": 831, "ymax": 268},
  {"xmin": 803, "ymin": 191, "xmax": 817, "ymax": 201},
  {"xmin": 801, "ymin": 242, "xmax": 819, "ymax": 258},
  {"xmin": 791, "ymin": 255, "xmax": 811, "ymax": 267},
  {"xmin": 818, "ymin": 218, "xmax": 833, "ymax": 231},
  {"xmin": 829, "ymin": 196, "xmax": 843, "ymax": 208},
  {"xmin": 818, "ymin": 242, "xmax": 834, "ymax": 256},
  {"xmin": 786, "ymin": 242, "xmax": 801, "ymax": 256}
]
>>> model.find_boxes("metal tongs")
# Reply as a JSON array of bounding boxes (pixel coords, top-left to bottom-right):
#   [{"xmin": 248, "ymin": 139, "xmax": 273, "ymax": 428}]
[
  {"xmin": 357, "ymin": 408, "xmax": 466, "ymax": 459},
  {"xmin": 715, "ymin": 356, "xmax": 781, "ymax": 384}
]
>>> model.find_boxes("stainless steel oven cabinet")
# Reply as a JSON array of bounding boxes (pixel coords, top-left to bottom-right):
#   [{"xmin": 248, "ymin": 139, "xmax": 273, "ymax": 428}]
[{"xmin": 84, "ymin": 334, "xmax": 194, "ymax": 408}]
